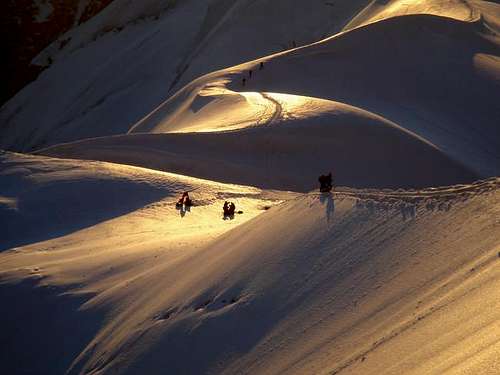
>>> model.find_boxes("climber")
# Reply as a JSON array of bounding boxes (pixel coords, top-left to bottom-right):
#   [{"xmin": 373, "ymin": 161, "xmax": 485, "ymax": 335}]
[
  {"xmin": 318, "ymin": 173, "xmax": 333, "ymax": 192},
  {"xmin": 223, "ymin": 201, "xmax": 236, "ymax": 217},
  {"xmin": 176, "ymin": 192, "xmax": 192, "ymax": 207}
]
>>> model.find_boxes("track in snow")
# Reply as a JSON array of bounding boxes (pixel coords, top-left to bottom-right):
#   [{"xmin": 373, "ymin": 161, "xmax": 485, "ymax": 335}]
[
  {"xmin": 259, "ymin": 92, "xmax": 283, "ymax": 126},
  {"xmin": 329, "ymin": 178, "xmax": 498, "ymax": 205}
]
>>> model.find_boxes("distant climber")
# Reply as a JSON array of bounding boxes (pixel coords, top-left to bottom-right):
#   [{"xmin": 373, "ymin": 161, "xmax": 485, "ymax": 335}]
[
  {"xmin": 242, "ymin": 78, "xmax": 246, "ymax": 86},
  {"xmin": 259, "ymin": 62, "xmax": 264, "ymax": 70},
  {"xmin": 176, "ymin": 192, "xmax": 192, "ymax": 208},
  {"xmin": 176, "ymin": 194, "xmax": 184, "ymax": 208},
  {"xmin": 248, "ymin": 70, "xmax": 253, "ymax": 78},
  {"xmin": 184, "ymin": 193, "xmax": 192, "ymax": 207},
  {"xmin": 175, "ymin": 192, "xmax": 193, "ymax": 217},
  {"xmin": 318, "ymin": 173, "xmax": 333, "ymax": 192}
]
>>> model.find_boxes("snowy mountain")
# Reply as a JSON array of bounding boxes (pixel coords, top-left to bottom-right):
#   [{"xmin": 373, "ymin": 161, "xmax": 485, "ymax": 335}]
[
  {"xmin": 1, "ymin": 0, "xmax": 374, "ymax": 151},
  {"xmin": 0, "ymin": 1, "xmax": 499, "ymax": 374}
]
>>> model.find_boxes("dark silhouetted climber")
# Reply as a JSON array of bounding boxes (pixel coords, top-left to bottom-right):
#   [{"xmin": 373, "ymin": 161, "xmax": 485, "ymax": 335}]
[
  {"xmin": 176, "ymin": 192, "xmax": 192, "ymax": 208},
  {"xmin": 318, "ymin": 173, "xmax": 333, "ymax": 193},
  {"xmin": 176, "ymin": 192, "xmax": 193, "ymax": 217},
  {"xmin": 248, "ymin": 70, "xmax": 253, "ymax": 78},
  {"xmin": 242, "ymin": 78, "xmax": 246, "ymax": 86},
  {"xmin": 259, "ymin": 62, "xmax": 264, "ymax": 70},
  {"xmin": 223, "ymin": 201, "xmax": 236, "ymax": 218},
  {"xmin": 176, "ymin": 193, "xmax": 186, "ymax": 208}
]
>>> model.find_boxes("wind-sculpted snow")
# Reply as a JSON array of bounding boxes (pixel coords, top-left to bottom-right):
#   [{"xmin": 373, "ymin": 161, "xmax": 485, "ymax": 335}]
[
  {"xmin": 0, "ymin": 152, "xmax": 279, "ymax": 252},
  {"xmin": 344, "ymin": 0, "xmax": 481, "ymax": 30},
  {"xmin": 0, "ymin": 1, "xmax": 499, "ymax": 374},
  {"xmin": 0, "ymin": 153, "xmax": 498, "ymax": 375},
  {"xmin": 131, "ymin": 11, "xmax": 500, "ymax": 180},
  {"xmin": 39, "ymin": 94, "xmax": 478, "ymax": 190},
  {"xmin": 2, "ymin": 1, "xmax": 498, "ymax": 184}
]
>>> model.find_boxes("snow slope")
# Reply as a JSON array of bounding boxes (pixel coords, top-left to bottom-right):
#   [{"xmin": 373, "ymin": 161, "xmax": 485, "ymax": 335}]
[
  {"xmin": 35, "ymin": 0, "xmax": 499, "ymax": 190},
  {"xmin": 0, "ymin": 152, "xmax": 498, "ymax": 374},
  {"xmin": 2, "ymin": 0, "xmax": 497, "ymax": 184},
  {"xmin": 0, "ymin": 152, "xmax": 284, "ymax": 252},
  {"xmin": 129, "ymin": 3, "xmax": 500, "ymax": 179},
  {"xmin": 0, "ymin": 0, "xmax": 371, "ymax": 152},
  {"xmin": 38, "ymin": 94, "xmax": 478, "ymax": 190},
  {"xmin": 1, "ymin": 0, "xmax": 497, "ymax": 182},
  {"xmin": 344, "ymin": 0, "xmax": 480, "ymax": 30},
  {"xmin": 0, "ymin": 1, "xmax": 499, "ymax": 374}
]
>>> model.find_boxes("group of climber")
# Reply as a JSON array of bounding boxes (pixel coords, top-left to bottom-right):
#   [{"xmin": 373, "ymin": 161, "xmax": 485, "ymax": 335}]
[
  {"xmin": 176, "ymin": 192, "xmax": 192, "ymax": 207},
  {"xmin": 175, "ymin": 171, "xmax": 333, "ymax": 218},
  {"xmin": 175, "ymin": 191, "xmax": 238, "ymax": 218},
  {"xmin": 242, "ymin": 61, "xmax": 264, "ymax": 87}
]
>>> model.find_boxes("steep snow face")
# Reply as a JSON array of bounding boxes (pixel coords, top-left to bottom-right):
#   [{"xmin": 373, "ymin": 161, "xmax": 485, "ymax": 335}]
[
  {"xmin": 32, "ymin": 0, "xmax": 181, "ymax": 67},
  {"xmin": 0, "ymin": 153, "xmax": 498, "ymax": 375},
  {"xmin": 0, "ymin": 0, "xmax": 371, "ymax": 152},
  {"xmin": 0, "ymin": 0, "xmax": 209, "ymax": 152},
  {"xmin": 169, "ymin": 0, "xmax": 373, "ymax": 91}
]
